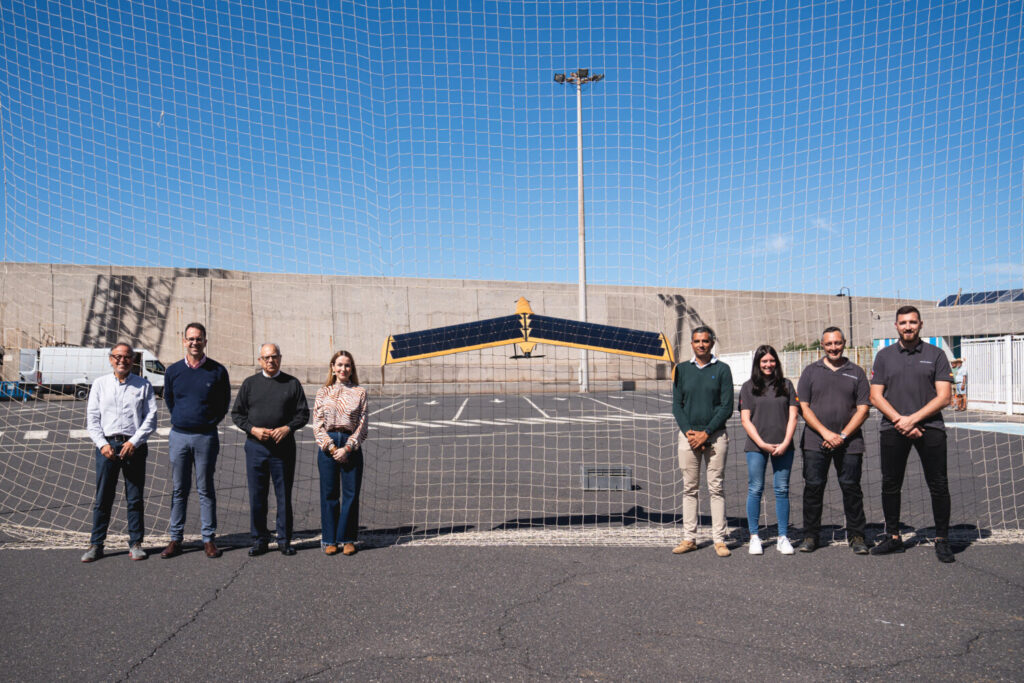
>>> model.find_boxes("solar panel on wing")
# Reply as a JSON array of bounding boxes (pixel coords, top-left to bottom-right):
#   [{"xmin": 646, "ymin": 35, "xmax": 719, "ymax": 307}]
[
  {"xmin": 526, "ymin": 315, "xmax": 668, "ymax": 359},
  {"xmin": 387, "ymin": 315, "xmax": 524, "ymax": 361}
]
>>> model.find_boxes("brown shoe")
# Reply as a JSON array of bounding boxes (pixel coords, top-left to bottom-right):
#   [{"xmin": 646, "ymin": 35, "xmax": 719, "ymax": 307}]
[
  {"xmin": 160, "ymin": 540, "xmax": 182, "ymax": 559},
  {"xmin": 672, "ymin": 539, "xmax": 697, "ymax": 554},
  {"xmin": 714, "ymin": 542, "xmax": 732, "ymax": 557},
  {"xmin": 324, "ymin": 544, "xmax": 339, "ymax": 556},
  {"xmin": 204, "ymin": 540, "xmax": 222, "ymax": 558},
  {"xmin": 341, "ymin": 543, "xmax": 357, "ymax": 556}
]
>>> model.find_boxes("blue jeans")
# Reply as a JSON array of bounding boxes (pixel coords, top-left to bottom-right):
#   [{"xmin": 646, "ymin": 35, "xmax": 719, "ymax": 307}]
[
  {"xmin": 168, "ymin": 429, "xmax": 219, "ymax": 542},
  {"xmin": 90, "ymin": 438, "xmax": 147, "ymax": 546},
  {"xmin": 318, "ymin": 431, "xmax": 363, "ymax": 546},
  {"xmin": 245, "ymin": 438, "xmax": 296, "ymax": 542},
  {"xmin": 746, "ymin": 448, "xmax": 793, "ymax": 537}
]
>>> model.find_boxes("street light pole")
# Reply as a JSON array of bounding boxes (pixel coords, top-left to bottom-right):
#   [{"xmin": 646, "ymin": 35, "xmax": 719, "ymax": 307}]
[
  {"xmin": 837, "ymin": 286, "xmax": 853, "ymax": 348},
  {"xmin": 554, "ymin": 69, "xmax": 604, "ymax": 393}
]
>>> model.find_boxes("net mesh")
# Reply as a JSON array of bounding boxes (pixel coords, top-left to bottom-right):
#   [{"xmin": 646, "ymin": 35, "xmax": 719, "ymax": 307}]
[{"xmin": 1, "ymin": 1, "xmax": 1022, "ymax": 548}]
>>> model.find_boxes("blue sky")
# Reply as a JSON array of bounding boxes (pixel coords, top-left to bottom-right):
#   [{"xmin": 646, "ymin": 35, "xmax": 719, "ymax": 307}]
[{"xmin": 2, "ymin": 0, "xmax": 1021, "ymax": 300}]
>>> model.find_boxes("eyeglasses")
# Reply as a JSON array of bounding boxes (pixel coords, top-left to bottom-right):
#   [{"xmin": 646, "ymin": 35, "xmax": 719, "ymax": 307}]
[
  {"xmin": 260, "ymin": 354, "xmax": 281, "ymax": 361},
  {"xmin": 185, "ymin": 337, "xmax": 205, "ymax": 344},
  {"xmin": 110, "ymin": 354, "xmax": 132, "ymax": 362}
]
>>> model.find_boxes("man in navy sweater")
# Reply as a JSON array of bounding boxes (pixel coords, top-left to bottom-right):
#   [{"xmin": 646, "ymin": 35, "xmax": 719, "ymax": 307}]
[
  {"xmin": 231, "ymin": 343, "xmax": 309, "ymax": 557},
  {"xmin": 160, "ymin": 322, "xmax": 231, "ymax": 559}
]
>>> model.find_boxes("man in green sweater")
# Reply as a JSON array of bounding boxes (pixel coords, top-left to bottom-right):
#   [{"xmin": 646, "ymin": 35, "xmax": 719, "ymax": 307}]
[{"xmin": 671, "ymin": 326, "xmax": 735, "ymax": 557}]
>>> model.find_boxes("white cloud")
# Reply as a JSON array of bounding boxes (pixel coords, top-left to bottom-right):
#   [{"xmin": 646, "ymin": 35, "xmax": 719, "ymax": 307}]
[
  {"xmin": 768, "ymin": 233, "xmax": 791, "ymax": 253},
  {"xmin": 982, "ymin": 262, "xmax": 1024, "ymax": 278}
]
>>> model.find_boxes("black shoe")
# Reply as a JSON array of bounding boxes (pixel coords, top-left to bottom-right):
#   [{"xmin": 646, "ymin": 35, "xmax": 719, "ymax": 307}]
[
  {"xmin": 870, "ymin": 535, "xmax": 905, "ymax": 555},
  {"xmin": 248, "ymin": 540, "xmax": 269, "ymax": 557},
  {"xmin": 279, "ymin": 541, "xmax": 296, "ymax": 556},
  {"xmin": 798, "ymin": 536, "xmax": 818, "ymax": 553},
  {"xmin": 935, "ymin": 538, "xmax": 956, "ymax": 563},
  {"xmin": 849, "ymin": 535, "xmax": 869, "ymax": 555}
]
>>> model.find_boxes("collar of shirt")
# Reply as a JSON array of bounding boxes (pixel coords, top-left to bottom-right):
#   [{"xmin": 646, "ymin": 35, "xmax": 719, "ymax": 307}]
[
  {"xmin": 897, "ymin": 340, "xmax": 923, "ymax": 354},
  {"xmin": 184, "ymin": 354, "xmax": 207, "ymax": 369},
  {"xmin": 818, "ymin": 356, "xmax": 849, "ymax": 371},
  {"xmin": 689, "ymin": 355, "xmax": 718, "ymax": 369},
  {"xmin": 262, "ymin": 369, "xmax": 281, "ymax": 378}
]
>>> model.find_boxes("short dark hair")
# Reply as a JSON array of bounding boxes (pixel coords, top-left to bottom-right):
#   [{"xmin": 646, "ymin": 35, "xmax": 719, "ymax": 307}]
[
  {"xmin": 895, "ymin": 305, "xmax": 920, "ymax": 320},
  {"xmin": 691, "ymin": 325, "xmax": 716, "ymax": 342},
  {"xmin": 821, "ymin": 326, "xmax": 845, "ymax": 341},
  {"xmin": 184, "ymin": 322, "xmax": 207, "ymax": 339}
]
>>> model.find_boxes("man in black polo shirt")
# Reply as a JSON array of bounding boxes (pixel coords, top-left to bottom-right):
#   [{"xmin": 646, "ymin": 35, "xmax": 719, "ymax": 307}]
[
  {"xmin": 797, "ymin": 326, "xmax": 871, "ymax": 554},
  {"xmin": 231, "ymin": 343, "xmax": 310, "ymax": 556},
  {"xmin": 869, "ymin": 306, "xmax": 955, "ymax": 563}
]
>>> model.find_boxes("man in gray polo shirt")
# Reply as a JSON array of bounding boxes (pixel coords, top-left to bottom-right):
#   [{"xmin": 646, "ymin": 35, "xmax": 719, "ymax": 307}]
[
  {"xmin": 797, "ymin": 327, "xmax": 870, "ymax": 554},
  {"xmin": 869, "ymin": 305, "xmax": 955, "ymax": 563}
]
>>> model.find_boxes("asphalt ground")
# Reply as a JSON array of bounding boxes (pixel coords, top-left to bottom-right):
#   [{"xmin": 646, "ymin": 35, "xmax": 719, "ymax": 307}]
[
  {"xmin": 1, "ymin": 543, "xmax": 1022, "ymax": 681},
  {"xmin": 2, "ymin": 390, "xmax": 1023, "ymax": 680},
  {"xmin": 1, "ymin": 390, "xmax": 1021, "ymax": 547}
]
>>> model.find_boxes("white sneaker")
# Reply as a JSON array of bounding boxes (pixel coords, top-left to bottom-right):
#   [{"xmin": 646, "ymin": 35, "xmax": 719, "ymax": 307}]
[
  {"xmin": 777, "ymin": 536, "xmax": 795, "ymax": 555},
  {"xmin": 748, "ymin": 535, "xmax": 763, "ymax": 555}
]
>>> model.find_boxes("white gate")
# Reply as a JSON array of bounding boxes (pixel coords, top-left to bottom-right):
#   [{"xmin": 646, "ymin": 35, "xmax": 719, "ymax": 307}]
[{"xmin": 961, "ymin": 335, "xmax": 1024, "ymax": 415}]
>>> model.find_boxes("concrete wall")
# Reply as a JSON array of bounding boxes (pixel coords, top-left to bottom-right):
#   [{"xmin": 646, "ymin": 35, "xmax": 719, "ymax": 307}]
[{"xmin": 2, "ymin": 263, "xmax": 912, "ymax": 386}]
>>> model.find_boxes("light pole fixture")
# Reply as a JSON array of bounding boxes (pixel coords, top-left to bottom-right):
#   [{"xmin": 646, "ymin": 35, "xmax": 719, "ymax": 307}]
[
  {"xmin": 554, "ymin": 68, "xmax": 604, "ymax": 392},
  {"xmin": 837, "ymin": 286, "xmax": 853, "ymax": 348}
]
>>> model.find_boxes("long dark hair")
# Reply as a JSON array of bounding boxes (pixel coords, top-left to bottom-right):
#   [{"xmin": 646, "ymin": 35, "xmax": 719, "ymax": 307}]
[
  {"xmin": 750, "ymin": 345, "xmax": 787, "ymax": 397},
  {"xmin": 324, "ymin": 350, "xmax": 360, "ymax": 387}
]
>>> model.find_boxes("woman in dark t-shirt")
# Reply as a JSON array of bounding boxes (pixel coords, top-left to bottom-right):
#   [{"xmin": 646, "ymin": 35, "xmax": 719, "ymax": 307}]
[{"xmin": 739, "ymin": 345, "xmax": 799, "ymax": 556}]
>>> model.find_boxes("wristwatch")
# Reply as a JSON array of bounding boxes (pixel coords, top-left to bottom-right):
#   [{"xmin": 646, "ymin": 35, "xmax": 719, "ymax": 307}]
[{"xmin": 839, "ymin": 431, "xmax": 848, "ymax": 440}]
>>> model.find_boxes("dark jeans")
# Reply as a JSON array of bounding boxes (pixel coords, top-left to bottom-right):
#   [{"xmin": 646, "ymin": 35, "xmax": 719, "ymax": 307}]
[
  {"xmin": 880, "ymin": 428, "xmax": 951, "ymax": 537},
  {"xmin": 90, "ymin": 438, "xmax": 147, "ymax": 546},
  {"xmin": 802, "ymin": 449, "xmax": 865, "ymax": 538},
  {"xmin": 245, "ymin": 438, "xmax": 296, "ymax": 542},
  {"xmin": 318, "ymin": 431, "xmax": 363, "ymax": 546}
]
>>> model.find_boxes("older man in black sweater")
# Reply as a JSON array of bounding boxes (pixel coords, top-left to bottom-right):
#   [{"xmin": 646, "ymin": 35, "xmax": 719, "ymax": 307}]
[{"xmin": 231, "ymin": 343, "xmax": 310, "ymax": 556}]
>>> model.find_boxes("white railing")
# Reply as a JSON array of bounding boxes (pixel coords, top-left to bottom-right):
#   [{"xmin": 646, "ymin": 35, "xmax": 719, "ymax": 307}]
[{"xmin": 961, "ymin": 335, "xmax": 1023, "ymax": 415}]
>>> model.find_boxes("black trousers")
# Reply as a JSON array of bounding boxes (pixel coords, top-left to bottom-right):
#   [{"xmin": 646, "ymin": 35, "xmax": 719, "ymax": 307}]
[
  {"xmin": 801, "ymin": 449, "xmax": 865, "ymax": 538},
  {"xmin": 879, "ymin": 428, "xmax": 950, "ymax": 537}
]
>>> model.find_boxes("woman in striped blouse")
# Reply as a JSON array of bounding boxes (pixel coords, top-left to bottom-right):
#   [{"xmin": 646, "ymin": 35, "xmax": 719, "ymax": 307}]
[{"xmin": 313, "ymin": 350, "xmax": 368, "ymax": 556}]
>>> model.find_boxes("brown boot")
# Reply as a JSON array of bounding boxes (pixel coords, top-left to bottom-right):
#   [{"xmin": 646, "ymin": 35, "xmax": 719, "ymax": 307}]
[
  {"xmin": 160, "ymin": 540, "xmax": 182, "ymax": 559},
  {"xmin": 204, "ymin": 539, "xmax": 222, "ymax": 558}
]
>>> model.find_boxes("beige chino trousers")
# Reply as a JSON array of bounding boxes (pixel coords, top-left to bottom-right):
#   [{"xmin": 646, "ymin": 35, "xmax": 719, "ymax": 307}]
[{"xmin": 678, "ymin": 429, "xmax": 729, "ymax": 543}]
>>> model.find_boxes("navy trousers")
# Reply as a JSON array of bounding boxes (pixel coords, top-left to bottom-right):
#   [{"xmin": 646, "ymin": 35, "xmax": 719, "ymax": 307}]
[
  {"xmin": 90, "ymin": 438, "xmax": 147, "ymax": 546},
  {"xmin": 245, "ymin": 437, "xmax": 296, "ymax": 542}
]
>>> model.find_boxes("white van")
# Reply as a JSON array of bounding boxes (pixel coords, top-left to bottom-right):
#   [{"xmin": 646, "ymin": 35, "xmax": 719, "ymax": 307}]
[{"xmin": 23, "ymin": 347, "xmax": 165, "ymax": 399}]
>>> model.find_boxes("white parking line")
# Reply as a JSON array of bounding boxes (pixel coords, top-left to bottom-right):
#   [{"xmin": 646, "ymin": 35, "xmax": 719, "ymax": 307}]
[
  {"xmin": 452, "ymin": 398, "xmax": 469, "ymax": 421},
  {"xmin": 584, "ymin": 396, "xmax": 638, "ymax": 415},
  {"xmin": 401, "ymin": 421, "xmax": 446, "ymax": 429},
  {"xmin": 69, "ymin": 429, "xmax": 91, "ymax": 438},
  {"xmin": 522, "ymin": 396, "xmax": 550, "ymax": 418},
  {"xmin": 371, "ymin": 421, "xmax": 413, "ymax": 430},
  {"xmin": 24, "ymin": 431, "xmax": 49, "ymax": 440},
  {"xmin": 370, "ymin": 399, "xmax": 409, "ymax": 416},
  {"xmin": 156, "ymin": 427, "xmax": 171, "ymax": 436}
]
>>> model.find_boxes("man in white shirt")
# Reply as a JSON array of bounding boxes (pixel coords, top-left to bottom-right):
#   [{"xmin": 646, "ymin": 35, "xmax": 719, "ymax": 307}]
[{"xmin": 80, "ymin": 343, "xmax": 158, "ymax": 562}]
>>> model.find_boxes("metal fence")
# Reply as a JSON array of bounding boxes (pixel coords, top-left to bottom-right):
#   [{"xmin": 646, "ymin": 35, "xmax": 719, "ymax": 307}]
[{"xmin": 962, "ymin": 335, "xmax": 1024, "ymax": 415}]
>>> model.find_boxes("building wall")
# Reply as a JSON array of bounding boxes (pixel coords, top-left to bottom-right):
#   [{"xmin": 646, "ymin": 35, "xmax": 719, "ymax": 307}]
[{"xmin": 2, "ymin": 263, "xmax": 909, "ymax": 386}]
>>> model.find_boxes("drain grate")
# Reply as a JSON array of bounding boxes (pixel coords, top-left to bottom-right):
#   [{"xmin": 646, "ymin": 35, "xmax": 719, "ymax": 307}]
[{"xmin": 581, "ymin": 465, "xmax": 633, "ymax": 491}]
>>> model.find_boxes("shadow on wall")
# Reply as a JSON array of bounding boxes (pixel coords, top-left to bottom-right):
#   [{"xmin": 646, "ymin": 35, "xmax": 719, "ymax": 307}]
[
  {"xmin": 80, "ymin": 268, "xmax": 233, "ymax": 351},
  {"xmin": 658, "ymin": 293, "xmax": 706, "ymax": 360}
]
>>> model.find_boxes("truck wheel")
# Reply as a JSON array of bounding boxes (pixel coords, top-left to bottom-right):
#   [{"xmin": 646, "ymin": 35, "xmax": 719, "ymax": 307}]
[{"xmin": 74, "ymin": 385, "xmax": 89, "ymax": 400}]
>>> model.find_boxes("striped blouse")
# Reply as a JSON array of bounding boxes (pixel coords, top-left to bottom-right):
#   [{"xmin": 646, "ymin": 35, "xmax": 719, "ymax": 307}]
[{"xmin": 312, "ymin": 382, "xmax": 368, "ymax": 452}]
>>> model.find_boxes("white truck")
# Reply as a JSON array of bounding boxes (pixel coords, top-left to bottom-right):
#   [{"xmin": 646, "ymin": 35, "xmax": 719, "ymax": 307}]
[{"xmin": 21, "ymin": 347, "xmax": 165, "ymax": 399}]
